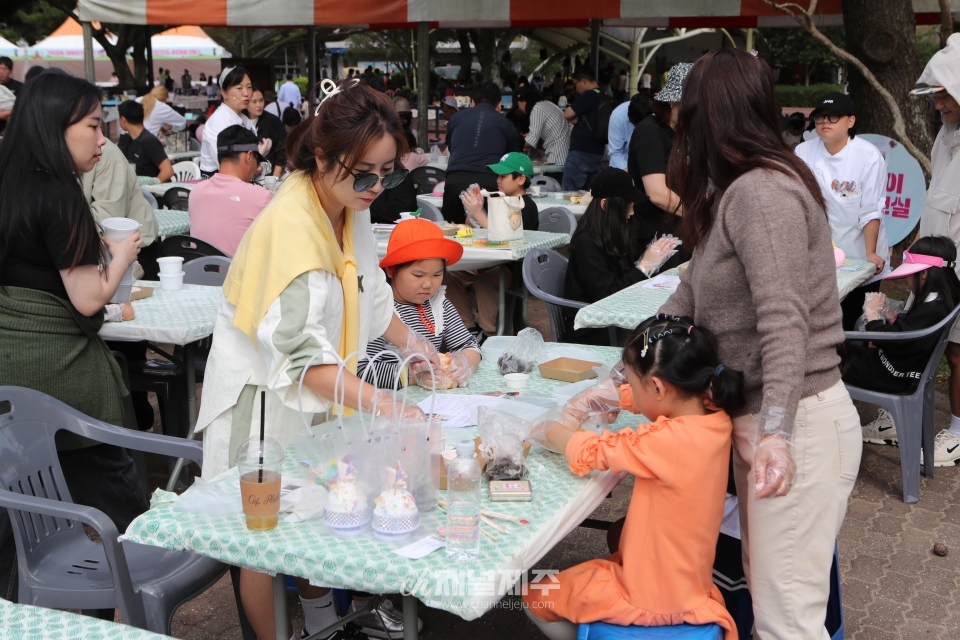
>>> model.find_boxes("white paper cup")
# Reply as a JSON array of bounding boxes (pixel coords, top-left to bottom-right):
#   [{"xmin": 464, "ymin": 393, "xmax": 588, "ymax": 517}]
[
  {"xmin": 157, "ymin": 256, "xmax": 184, "ymax": 275},
  {"xmin": 530, "ymin": 185, "xmax": 541, "ymax": 196},
  {"xmin": 101, "ymin": 217, "xmax": 141, "ymax": 242},
  {"xmin": 110, "ymin": 283, "xmax": 133, "ymax": 304},
  {"xmin": 504, "ymin": 373, "xmax": 529, "ymax": 390},
  {"xmin": 263, "ymin": 176, "xmax": 278, "ymax": 190},
  {"xmin": 159, "ymin": 271, "xmax": 184, "ymax": 291},
  {"xmin": 121, "ymin": 261, "xmax": 138, "ymax": 284}
]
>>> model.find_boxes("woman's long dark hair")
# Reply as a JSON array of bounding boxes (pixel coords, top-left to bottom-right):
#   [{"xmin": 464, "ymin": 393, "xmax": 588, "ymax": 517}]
[
  {"xmin": 668, "ymin": 49, "xmax": 826, "ymax": 251},
  {"xmin": 0, "ymin": 73, "xmax": 106, "ymax": 281},
  {"xmin": 573, "ymin": 194, "xmax": 634, "ymax": 270},
  {"xmin": 907, "ymin": 235, "xmax": 960, "ymax": 311}
]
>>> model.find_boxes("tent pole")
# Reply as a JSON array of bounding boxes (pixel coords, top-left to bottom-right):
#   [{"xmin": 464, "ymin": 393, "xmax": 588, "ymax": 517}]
[
  {"xmin": 628, "ymin": 28, "xmax": 643, "ymax": 98},
  {"xmin": 147, "ymin": 34, "xmax": 155, "ymax": 88},
  {"xmin": 417, "ymin": 21, "xmax": 429, "ymax": 148},
  {"xmin": 82, "ymin": 21, "xmax": 95, "ymax": 83},
  {"xmin": 589, "ymin": 19, "xmax": 600, "ymax": 78},
  {"xmin": 308, "ymin": 26, "xmax": 317, "ymax": 105}
]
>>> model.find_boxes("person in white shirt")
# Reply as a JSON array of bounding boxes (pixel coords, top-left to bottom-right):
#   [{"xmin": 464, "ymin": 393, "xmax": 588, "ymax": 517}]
[
  {"xmin": 277, "ymin": 73, "xmax": 301, "ymax": 110},
  {"xmin": 136, "ymin": 86, "xmax": 186, "ymax": 138},
  {"xmin": 199, "ymin": 66, "xmax": 265, "ymax": 177},
  {"xmin": 524, "ymin": 98, "xmax": 570, "ymax": 164},
  {"xmin": 796, "ymin": 91, "xmax": 889, "ymax": 330}
]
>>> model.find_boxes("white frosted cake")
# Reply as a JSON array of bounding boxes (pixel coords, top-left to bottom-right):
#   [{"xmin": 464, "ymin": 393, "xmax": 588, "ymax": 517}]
[
  {"xmin": 323, "ymin": 458, "xmax": 370, "ymax": 534},
  {"xmin": 372, "ymin": 462, "xmax": 420, "ymax": 539}
]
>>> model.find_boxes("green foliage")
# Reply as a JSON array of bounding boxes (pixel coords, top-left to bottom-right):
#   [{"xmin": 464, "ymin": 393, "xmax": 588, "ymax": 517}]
[
  {"xmin": 775, "ymin": 83, "xmax": 845, "ymax": 107},
  {"xmin": 292, "ymin": 77, "xmax": 308, "ymax": 97},
  {"xmin": 0, "ymin": 0, "xmax": 71, "ymax": 45},
  {"xmin": 758, "ymin": 27, "xmax": 845, "ymax": 85},
  {"xmin": 915, "ymin": 26, "xmax": 941, "ymax": 71}
]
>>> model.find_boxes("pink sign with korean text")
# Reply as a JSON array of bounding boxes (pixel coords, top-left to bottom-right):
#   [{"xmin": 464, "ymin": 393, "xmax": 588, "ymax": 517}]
[{"xmin": 861, "ymin": 134, "xmax": 926, "ymax": 246}]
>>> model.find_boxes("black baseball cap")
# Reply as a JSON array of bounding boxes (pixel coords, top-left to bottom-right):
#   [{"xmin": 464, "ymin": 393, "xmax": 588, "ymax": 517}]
[
  {"xmin": 811, "ymin": 92, "xmax": 855, "ymax": 117},
  {"xmin": 590, "ymin": 168, "xmax": 648, "ymax": 206},
  {"xmin": 216, "ymin": 125, "xmax": 265, "ymax": 163}
]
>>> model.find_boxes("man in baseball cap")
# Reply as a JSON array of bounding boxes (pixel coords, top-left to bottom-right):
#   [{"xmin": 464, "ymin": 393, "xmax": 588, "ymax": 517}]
[
  {"xmin": 913, "ymin": 33, "xmax": 960, "ymax": 466},
  {"xmin": 810, "ymin": 91, "xmax": 856, "ymax": 121}
]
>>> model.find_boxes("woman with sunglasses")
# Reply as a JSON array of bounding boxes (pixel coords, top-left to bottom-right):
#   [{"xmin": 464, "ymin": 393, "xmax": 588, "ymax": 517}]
[
  {"xmin": 796, "ymin": 92, "xmax": 890, "ymax": 330},
  {"xmin": 195, "ymin": 79, "xmax": 433, "ymax": 640}
]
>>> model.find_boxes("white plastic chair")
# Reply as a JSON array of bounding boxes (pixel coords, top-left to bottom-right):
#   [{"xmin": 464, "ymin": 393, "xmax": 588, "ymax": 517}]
[
  {"xmin": 531, "ymin": 175, "xmax": 562, "ymax": 192},
  {"xmin": 171, "ymin": 161, "xmax": 200, "ymax": 182},
  {"xmin": 538, "ymin": 206, "xmax": 577, "ymax": 234}
]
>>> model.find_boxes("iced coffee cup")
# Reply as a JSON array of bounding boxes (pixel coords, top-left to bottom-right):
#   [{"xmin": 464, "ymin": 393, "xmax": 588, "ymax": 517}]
[{"xmin": 235, "ymin": 437, "xmax": 284, "ymax": 531}]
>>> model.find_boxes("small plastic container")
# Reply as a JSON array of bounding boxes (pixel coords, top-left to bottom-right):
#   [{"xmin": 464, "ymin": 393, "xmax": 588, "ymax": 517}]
[
  {"xmin": 503, "ymin": 373, "xmax": 529, "ymax": 390},
  {"xmin": 157, "ymin": 256, "xmax": 184, "ymax": 275},
  {"xmin": 159, "ymin": 271, "xmax": 184, "ymax": 291}
]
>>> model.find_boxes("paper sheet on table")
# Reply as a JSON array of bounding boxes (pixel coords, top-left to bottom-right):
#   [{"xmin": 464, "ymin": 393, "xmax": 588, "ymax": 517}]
[
  {"xmin": 641, "ymin": 274, "xmax": 681, "ymax": 292},
  {"xmin": 393, "ymin": 535, "xmax": 446, "ymax": 559},
  {"xmin": 418, "ymin": 394, "xmax": 548, "ymax": 428}
]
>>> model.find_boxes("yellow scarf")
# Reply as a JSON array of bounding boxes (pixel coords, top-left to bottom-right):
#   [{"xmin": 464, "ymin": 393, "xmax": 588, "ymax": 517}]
[{"xmin": 223, "ymin": 171, "xmax": 360, "ymax": 374}]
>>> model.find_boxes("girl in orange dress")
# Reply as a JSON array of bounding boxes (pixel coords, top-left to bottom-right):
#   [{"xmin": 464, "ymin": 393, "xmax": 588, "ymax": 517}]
[{"xmin": 523, "ymin": 314, "xmax": 744, "ymax": 640}]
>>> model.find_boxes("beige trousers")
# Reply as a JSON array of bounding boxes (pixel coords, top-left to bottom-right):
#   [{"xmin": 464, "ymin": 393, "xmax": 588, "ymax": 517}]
[
  {"xmin": 732, "ymin": 381, "xmax": 861, "ymax": 640},
  {"xmin": 444, "ymin": 269, "xmax": 509, "ymax": 335}
]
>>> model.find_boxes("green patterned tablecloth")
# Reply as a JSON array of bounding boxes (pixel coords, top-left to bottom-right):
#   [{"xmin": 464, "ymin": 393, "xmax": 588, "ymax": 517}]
[
  {"xmin": 123, "ymin": 344, "xmax": 640, "ymax": 621},
  {"xmin": 99, "ymin": 282, "xmax": 222, "ymax": 345},
  {"xmin": 137, "ymin": 176, "xmax": 161, "ymax": 187},
  {"xmin": 154, "ymin": 209, "xmax": 190, "ymax": 237},
  {"xmin": 0, "ymin": 599, "xmax": 172, "ymax": 639},
  {"xmin": 574, "ymin": 258, "xmax": 876, "ymax": 331},
  {"xmin": 167, "ymin": 151, "xmax": 201, "ymax": 162}
]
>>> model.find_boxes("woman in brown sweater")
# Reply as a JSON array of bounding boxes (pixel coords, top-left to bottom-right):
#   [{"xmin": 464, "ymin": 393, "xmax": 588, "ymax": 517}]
[{"xmin": 659, "ymin": 49, "xmax": 862, "ymax": 639}]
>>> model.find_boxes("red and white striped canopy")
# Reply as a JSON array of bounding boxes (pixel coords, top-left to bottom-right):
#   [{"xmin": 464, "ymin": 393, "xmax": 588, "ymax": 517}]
[{"xmin": 77, "ymin": 0, "xmax": 954, "ymax": 29}]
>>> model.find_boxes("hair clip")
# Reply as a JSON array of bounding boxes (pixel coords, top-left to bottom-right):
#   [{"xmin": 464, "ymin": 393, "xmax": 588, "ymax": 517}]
[
  {"xmin": 315, "ymin": 78, "xmax": 361, "ymax": 116},
  {"xmin": 687, "ymin": 325, "xmax": 694, "ymax": 335},
  {"xmin": 714, "ymin": 365, "xmax": 725, "ymax": 377},
  {"xmin": 639, "ymin": 327, "xmax": 651, "ymax": 357},
  {"xmin": 650, "ymin": 329, "xmax": 674, "ymax": 342},
  {"xmin": 655, "ymin": 313, "xmax": 682, "ymax": 323}
]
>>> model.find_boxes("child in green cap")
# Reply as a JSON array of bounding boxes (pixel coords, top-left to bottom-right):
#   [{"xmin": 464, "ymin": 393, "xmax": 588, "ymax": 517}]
[{"xmin": 459, "ymin": 151, "xmax": 539, "ymax": 231}]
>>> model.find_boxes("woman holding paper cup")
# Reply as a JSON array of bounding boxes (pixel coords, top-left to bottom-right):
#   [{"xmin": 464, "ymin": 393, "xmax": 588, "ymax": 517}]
[
  {"xmin": 196, "ymin": 79, "xmax": 433, "ymax": 640},
  {"xmin": 0, "ymin": 73, "xmax": 148, "ymax": 594}
]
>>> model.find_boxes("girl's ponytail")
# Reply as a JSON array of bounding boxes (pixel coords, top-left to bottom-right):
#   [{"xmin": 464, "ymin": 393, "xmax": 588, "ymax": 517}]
[{"xmin": 709, "ymin": 365, "xmax": 746, "ymax": 416}]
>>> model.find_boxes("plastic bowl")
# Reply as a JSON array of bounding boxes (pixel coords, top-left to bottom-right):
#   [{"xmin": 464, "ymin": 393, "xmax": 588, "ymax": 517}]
[
  {"xmin": 504, "ymin": 373, "xmax": 529, "ymax": 390},
  {"xmin": 157, "ymin": 256, "xmax": 184, "ymax": 275},
  {"xmin": 159, "ymin": 271, "xmax": 184, "ymax": 291}
]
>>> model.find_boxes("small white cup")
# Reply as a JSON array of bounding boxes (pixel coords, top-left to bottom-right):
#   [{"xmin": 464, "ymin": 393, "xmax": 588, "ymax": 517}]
[
  {"xmin": 503, "ymin": 373, "xmax": 529, "ymax": 390},
  {"xmin": 157, "ymin": 256, "xmax": 184, "ymax": 276},
  {"xmin": 159, "ymin": 271, "xmax": 184, "ymax": 291},
  {"xmin": 530, "ymin": 185, "xmax": 541, "ymax": 196},
  {"xmin": 263, "ymin": 176, "xmax": 278, "ymax": 191},
  {"xmin": 101, "ymin": 217, "xmax": 141, "ymax": 242}
]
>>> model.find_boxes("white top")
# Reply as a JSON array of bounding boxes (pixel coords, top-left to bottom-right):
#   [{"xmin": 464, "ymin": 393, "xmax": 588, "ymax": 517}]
[
  {"xmin": 277, "ymin": 80, "xmax": 302, "ymax": 107},
  {"xmin": 199, "ymin": 103, "xmax": 255, "ymax": 172},
  {"xmin": 135, "ymin": 97, "xmax": 186, "ymax": 137},
  {"xmin": 796, "ymin": 135, "xmax": 891, "ymax": 284}
]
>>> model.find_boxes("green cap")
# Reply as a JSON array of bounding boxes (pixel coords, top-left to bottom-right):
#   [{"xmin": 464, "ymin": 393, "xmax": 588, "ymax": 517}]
[{"xmin": 487, "ymin": 152, "xmax": 534, "ymax": 179}]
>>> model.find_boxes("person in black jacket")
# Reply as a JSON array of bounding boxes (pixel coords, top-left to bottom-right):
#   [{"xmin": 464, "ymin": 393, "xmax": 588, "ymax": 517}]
[
  {"xmin": 248, "ymin": 87, "xmax": 286, "ymax": 176},
  {"xmin": 844, "ymin": 236, "xmax": 960, "ymax": 461},
  {"xmin": 564, "ymin": 168, "xmax": 680, "ymax": 345}
]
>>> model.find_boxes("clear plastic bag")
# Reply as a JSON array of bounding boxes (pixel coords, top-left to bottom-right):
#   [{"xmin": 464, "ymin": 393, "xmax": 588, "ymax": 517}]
[
  {"xmin": 854, "ymin": 297, "xmax": 905, "ymax": 331},
  {"xmin": 498, "ymin": 327, "xmax": 547, "ymax": 374},
  {"xmin": 476, "ymin": 407, "xmax": 533, "ymax": 480}
]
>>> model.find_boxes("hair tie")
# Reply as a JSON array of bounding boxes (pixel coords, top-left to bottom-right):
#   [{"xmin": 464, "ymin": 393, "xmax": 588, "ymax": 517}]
[
  {"xmin": 687, "ymin": 325, "xmax": 694, "ymax": 335},
  {"xmin": 714, "ymin": 364, "xmax": 725, "ymax": 377},
  {"xmin": 218, "ymin": 66, "xmax": 236, "ymax": 88}
]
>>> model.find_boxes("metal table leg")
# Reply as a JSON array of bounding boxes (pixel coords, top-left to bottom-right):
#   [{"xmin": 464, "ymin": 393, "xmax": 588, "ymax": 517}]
[
  {"xmin": 273, "ymin": 574, "xmax": 289, "ymax": 640},
  {"xmin": 403, "ymin": 594, "xmax": 419, "ymax": 640},
  {"xmin": 166, "ymin": 341, "xmax": 196, "ymax": 491},
  {"xmin": 496, "ymin": 265, "xmax": 507, "ymax": 336}
]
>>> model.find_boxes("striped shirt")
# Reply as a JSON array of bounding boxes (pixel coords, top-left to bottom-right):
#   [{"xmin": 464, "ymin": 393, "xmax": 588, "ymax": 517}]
[
  {"xmin": 357, "ymin": 290, "xmax": 480, "ymax": 389},
  {"xmin": 525, "ymin": 101, "xmax": 571, "ymax": 165}
]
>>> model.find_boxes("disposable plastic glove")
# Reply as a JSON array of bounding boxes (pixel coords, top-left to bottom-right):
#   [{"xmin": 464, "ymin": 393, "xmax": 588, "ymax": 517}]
[
  {"xmin": 862, "ymin": 292, "xmax": 887, "ymax": 323},
  {"xmin": 557, "ymin": 370, "xmax": 623, "ymax": 432},
  {"xmin": 396, "ymin": 331, "xmax": 443, "ymax": 371},
  {"xmin": 527, "ymin": 409, "xmax": 579, "ymax": 454},
  {"xmin": 459, "ymin": 184, "xmax": 486, "ymax": 226},
  {"xmin": 637, "ymin": 235, "xmax": 681, "ymax": 277},
  {"xmin": 753, "ymin": 405, "xmax": 796, "ymax": 500},
  {"xmin": 257, "ymin": 137, "xmax": 273, "ymax": 158},
  {"xmin": 412, "ymin": 352, "xmax": 473, "ymax": 390},
  {"xmin": 368, "ymin": 394, "xmax": 426, "ymax": 421}
]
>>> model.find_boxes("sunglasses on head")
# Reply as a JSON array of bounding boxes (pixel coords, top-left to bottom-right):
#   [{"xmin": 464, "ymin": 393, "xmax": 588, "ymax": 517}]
[{"xmin": 337, "ymin": 158, "xmax": 408, "ymax": 192}]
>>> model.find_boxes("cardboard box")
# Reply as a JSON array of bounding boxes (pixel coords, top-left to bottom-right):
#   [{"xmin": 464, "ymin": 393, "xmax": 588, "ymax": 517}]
[
  {"xmin": 439, "ymin": 437, "xmax": 531, "ymax": 490},
  {"xmin": 130, "ymin": 286, "xmax": 154, "ymax": 301},
  {"xmin": 538, "ymin": 357, "xmax": 602, "ymax": 383}
]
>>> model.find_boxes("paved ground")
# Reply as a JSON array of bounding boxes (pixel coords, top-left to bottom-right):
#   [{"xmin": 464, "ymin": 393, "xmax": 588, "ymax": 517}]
[{"xmin": 133, "ymin": 297, "xmax": 960, "ymax": 639}]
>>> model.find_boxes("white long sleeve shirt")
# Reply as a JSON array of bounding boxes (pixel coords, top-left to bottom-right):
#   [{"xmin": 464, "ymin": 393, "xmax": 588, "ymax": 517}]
[
  {"xmin": 199, "ymin": 103, "xmax": 255, "ymax": 173},
  {"xmin": 796, "ymin": 136, "xmax": 891, "ymax": 284},
  {"xmin": 136, "ymin": 97, "xmax": 186, "ymax": 137}
]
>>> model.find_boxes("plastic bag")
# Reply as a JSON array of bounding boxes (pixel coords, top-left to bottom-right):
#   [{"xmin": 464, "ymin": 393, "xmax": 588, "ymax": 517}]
[
  {"xmin": 854, "ymin": 295, "xmax": 905, "ymax": 331},
  {"xmin": 498, "ymin": 327, "xmax": 547, "ymax": 374},
  {"xmin": 477, "ymin": 407, "xmax": 532, "ymax": 480},
  {"xmin": 483, "ymin": 190, "xmax": 526, "ymax": 242}
]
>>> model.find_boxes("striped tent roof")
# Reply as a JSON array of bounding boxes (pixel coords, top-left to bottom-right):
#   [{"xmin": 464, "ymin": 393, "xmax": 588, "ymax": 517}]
[{"xmin": 77, "ymin": 0, "xmax": 957, "ymax": 28}]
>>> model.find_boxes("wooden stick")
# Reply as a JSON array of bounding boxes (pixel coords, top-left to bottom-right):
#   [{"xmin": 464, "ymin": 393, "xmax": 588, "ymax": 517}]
[
  {"xmin": 481, "ymin": 515, "xmax": 508, "ymax": 534},
  {"xmin": 481, "ymin": 509, "xmax": 519, "ymax": 522},
  {"xmin": 481, "ymin": 527, "xmax": 498, "ymax": 542}
]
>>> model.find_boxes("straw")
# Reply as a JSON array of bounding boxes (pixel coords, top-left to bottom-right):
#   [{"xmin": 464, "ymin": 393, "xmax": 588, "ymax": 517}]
[{"xmin": 258, "ymin": 390, "xmax": 265, "ymax": 483}]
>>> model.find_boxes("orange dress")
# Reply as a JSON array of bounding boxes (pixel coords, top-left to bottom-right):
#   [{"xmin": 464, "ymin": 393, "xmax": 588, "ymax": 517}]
[{"xmin": 522, "ymin": 408, "xmax": 736, "ymax": 640}]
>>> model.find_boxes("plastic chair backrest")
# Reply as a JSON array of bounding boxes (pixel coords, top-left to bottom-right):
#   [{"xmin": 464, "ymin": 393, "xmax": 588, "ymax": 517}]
[
  {"xmin": 409, "ymin": 166, "xmax": 446, "ymax": 195},
  {"xmin": 522, "ymin": 247, "xmax": 586, "ymax": 342},
  {"xmin": 188, "ymin": 138, "xmax": 200, "ymax": 151},
  {"xmin": 161, "ymin": 187, "xmax": 191, "ymax": 211},
  {"xmin": 141, "ymin": 188, "xmax": 159, "ymax": 209},
  {"xmin": 538, "ymin": 206, "xmax": 577, "ymax": 235},
  {"xmin": 531, "ymin": 175, "xmax": 562, "ymax": 192},
  {"xmin": 171, "ymin": 161, "xmax": 200, "ymax": 182},
  {"xmin": 159, "ymin": 235, "xmax": 228, "ymax": 262},
  {"xmin": 418, "ymin": 199, "xmax": 444, "ymax": 222},
  {"xmin": 182, "ymin": 256, "xmax": 232, "ymax": 286}
]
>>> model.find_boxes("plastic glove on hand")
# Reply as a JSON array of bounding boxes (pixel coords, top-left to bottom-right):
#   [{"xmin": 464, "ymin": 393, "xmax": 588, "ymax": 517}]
[
  {"xmin": 257, "ymin": 138, "xmax": 273, "ymax": 157},
  {"xmin": 398, "ymin": 331, "xmax": 442, "ymax": 370},
  {"xmin": 637, "ymin": 235, "xmax": 681, "ymax": 277},
  {"xmin": 560, "ymin": 379, "xmax": 622, "ymax": 431},
  {"xmin": 370, "ymin": 394, "xmax": 425, "ymax": 422},
  {"xmin": 862, "ymin": 292, "xmax": 887, "ymax": 322},
  {"xmin": 754, "ymin": 435, "xmax": 795, "ymax": 499},
  {"xmin": 527, "ymin": 409, "xmax": 581, "ymax": 454}
]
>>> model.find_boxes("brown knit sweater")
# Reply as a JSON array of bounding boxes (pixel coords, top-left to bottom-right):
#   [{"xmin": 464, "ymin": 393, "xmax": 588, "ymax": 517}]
[{"xmin": 660, "ymin": 168, "xmax": 844, "ymax": 425}]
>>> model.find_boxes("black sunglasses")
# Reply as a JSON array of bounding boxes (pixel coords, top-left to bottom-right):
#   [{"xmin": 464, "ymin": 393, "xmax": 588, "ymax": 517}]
[
  {"xmin": 813, "ymin": 113, "xmax": 843, "ymax": 125},
  {"xmin": 337, "ymin": 159, "xmax": 408, "ymax": 192}
]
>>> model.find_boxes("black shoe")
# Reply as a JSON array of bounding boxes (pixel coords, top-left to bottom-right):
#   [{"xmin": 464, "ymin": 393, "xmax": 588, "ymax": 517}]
[{"xmin": 300, "ymin": 622, "xmax": 369, "ymax": 640}]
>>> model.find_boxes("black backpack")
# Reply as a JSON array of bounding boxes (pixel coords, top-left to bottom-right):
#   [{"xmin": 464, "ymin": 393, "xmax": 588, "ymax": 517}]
[{"xmin": 584, "ymin": 89, "xmax": 614, "ymax": 144}]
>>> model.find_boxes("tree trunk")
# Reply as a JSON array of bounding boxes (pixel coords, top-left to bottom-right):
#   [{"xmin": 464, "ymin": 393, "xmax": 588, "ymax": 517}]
[
  {"xmin": 456, "ymin": 30, "xmax": 473, "ymax": 83},
  {"xmin": 842, "ymin": 0, "xmax": 933, "ymax": 156}
]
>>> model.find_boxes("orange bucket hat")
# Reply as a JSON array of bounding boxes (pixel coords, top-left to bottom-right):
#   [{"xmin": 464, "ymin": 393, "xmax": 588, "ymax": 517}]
[{"xmin": 379, "ymin": 219, "xmax": 464, "ymax": 269}]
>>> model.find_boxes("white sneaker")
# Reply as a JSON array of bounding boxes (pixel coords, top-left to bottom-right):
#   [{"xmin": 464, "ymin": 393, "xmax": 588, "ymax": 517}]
[
  {"xmin": 862, "ymin": 408, "xmax": 897, "ymax": 445},
  {"xmin": 932, "ymin": 430, "xmax": 960, "ymax": 467}
]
